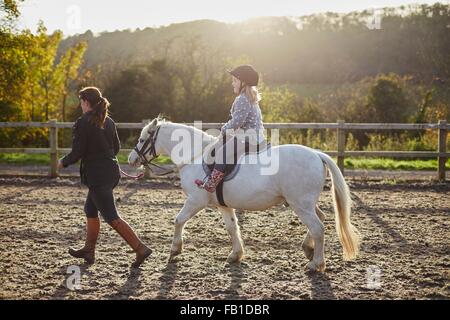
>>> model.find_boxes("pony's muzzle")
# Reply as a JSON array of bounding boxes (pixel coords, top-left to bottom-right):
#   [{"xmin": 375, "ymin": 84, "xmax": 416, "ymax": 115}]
[{"xmin": 128, "ymin": 152, "xmax": 141, "ymax": 167}]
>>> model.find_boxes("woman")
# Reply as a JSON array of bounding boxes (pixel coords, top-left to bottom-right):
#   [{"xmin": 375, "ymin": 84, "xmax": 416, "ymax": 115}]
[
  {"xmin": 59, "ymin": 87, "xmax": 151, "ymax": 268},
  {"xmin": 195, "ymin": 65, "xmax": 266, "ymax": 192}
]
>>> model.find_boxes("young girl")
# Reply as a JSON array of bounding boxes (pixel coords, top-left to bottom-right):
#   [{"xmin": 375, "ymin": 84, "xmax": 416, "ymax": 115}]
[
  {"xmin": 195, "ymin": 65, "xmax": 265, "ymax": 192},
  {"xmin": 59, "ymin": 87, "xmax": 151, "ymax": 268}
]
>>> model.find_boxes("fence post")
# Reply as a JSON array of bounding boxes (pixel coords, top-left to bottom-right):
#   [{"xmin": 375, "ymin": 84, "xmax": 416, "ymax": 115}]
[
  {"xmin": 337, "ymin": 120, "xmax": 345, "ymax": 175},
  {"xmin": 438, "ymin": 120, "xmax": 447, "ymax": 182},
  {"xmin": 49, "ymin": 119, "xmax": 58, "ymax": 178}
]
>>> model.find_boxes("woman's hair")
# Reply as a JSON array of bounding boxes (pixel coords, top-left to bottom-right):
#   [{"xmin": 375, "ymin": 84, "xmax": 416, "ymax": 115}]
[
  {"xmin": 79, "ymin": 87, "xmax": 110, "ymax": 128},
  {"xmin": 241, "ymin": 85, "xmax": 261, "ymax": 105}
]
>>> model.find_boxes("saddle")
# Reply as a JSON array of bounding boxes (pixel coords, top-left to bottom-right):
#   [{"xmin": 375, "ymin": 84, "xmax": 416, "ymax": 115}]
[{"xmin": 202, "ymin": 137, "xmax": 270, "ymax": 207}]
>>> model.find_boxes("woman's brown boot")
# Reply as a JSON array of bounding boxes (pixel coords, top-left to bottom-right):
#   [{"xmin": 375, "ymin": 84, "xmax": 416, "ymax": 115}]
[
  {"xmin": 69, "ymin": 217, "xmax": 100, "ymax": 264},
  {"xmin": 110, "ymin": 218, "xmax": 152, "ymax": 268}
]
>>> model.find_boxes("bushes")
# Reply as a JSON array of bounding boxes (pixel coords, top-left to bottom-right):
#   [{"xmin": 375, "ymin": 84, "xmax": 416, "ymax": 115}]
[{"xmin": 364, "ymin": 131, "xmax": 443, "ymax": 153}]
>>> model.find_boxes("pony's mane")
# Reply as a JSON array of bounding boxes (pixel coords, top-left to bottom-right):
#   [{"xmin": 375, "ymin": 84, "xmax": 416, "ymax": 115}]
[{"xmin": 142, "ymin": 117, "xmax": 216, "ymax": 142}]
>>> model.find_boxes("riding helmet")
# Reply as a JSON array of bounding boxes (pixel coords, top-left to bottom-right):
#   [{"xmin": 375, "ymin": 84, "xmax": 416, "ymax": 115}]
[{"xmin": 227, "ymin": 65, "xmax": 259, "ymax": 86}]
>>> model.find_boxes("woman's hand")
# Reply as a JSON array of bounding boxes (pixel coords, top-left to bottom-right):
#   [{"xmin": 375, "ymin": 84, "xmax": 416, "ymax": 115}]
[{"xmin": 57, "ymin": 159, "xmax": 64, "ymax": 170}]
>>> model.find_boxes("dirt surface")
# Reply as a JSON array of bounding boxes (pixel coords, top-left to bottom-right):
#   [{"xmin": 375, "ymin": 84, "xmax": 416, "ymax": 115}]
[{"xmin": 0, "ymin": 176, "xmax": 449, "ymax": 300}]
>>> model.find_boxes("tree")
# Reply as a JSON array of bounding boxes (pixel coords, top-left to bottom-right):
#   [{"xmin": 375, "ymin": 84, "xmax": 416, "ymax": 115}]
[
  {"xmin": 0, "ymin": 0, "xmax": 23, "ymax": 29},
  {"xmin": 365, "ymin": 74, "xmax": 412, "ymax": 123},
  {"xmin": 1, "ymin": 20, "xmax": 87, "ymax": 122},
  {"xmin": 0, "ymin": 2, "xmax": 87, "ymax": 147},
  {"xmin": 105, "ymin": 60, "xmax": 176, "ymax": 123},
  {"xmin": 54, "ymin": 41, "xmax": 87, "ymax": 121}
]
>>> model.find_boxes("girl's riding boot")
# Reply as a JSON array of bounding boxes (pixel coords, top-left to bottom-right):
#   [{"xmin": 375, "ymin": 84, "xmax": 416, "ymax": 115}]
[{"xmin": 195, "ymin": 168, "xmax": 225, "ymax": 193}]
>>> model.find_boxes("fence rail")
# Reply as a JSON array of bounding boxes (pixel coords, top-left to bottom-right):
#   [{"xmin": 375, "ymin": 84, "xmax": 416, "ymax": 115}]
[{"xmin": 0, "ymin": 120, "xmax": 448, "ymax": 181}]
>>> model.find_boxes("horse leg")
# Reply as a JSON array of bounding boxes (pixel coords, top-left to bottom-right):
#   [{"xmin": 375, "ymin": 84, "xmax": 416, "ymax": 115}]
[
  {"xmin": 290, "ymin": 202, "xmax": 325, "ymax": 272},
  {"xmin": 302, "ymin": 205, "xmax": 326, "ymax": 261},
  {"xmin": 169, "ymin": 199, "xmax": 204, "ymax": 261},
  {"xmin": 218, "ymin": 207, "xmax": 244, "ymax": 263}
]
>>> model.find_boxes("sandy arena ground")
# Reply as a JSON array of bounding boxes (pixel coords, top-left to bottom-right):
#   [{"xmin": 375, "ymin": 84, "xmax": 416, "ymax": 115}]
[{"xmin": 0, "ymin": 176, "xmax": 448, "ymax": 299}]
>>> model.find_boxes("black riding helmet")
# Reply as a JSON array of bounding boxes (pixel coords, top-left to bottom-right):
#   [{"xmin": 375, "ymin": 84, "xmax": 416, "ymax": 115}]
[{"xmin": 227, "ymin": 65, "xmax": 259, "ymax": 86}]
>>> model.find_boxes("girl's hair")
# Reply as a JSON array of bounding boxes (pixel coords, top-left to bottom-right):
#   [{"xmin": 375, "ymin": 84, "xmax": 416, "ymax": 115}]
[
  {"xmin": 79, "ymin": 87, "xmax": 110, "ymax": 128},
  {"xmin": 241, "ymin": 85, "xmax": 261, "ymax": 105}
]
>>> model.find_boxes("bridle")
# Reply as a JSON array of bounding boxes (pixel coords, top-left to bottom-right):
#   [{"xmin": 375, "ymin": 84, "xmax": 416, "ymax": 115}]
[
  {"xmin": 133, "ymin": 125, "xmax": 174, "ymax": 176},
  {"xmin": 134, "ymin": 125, "xmax": 161, "ymax": 169}
]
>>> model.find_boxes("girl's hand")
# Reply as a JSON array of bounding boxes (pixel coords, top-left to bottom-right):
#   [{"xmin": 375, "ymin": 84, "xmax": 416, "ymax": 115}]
[{"xmin": 57, "ymin": 159, "xmax": 64, "ymax": 170}]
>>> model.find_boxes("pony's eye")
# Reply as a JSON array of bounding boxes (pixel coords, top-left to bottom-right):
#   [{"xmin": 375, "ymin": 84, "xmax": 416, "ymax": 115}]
[{"xmin": 139, "ymin": 139, "xmax": 145, "ymax": 143}]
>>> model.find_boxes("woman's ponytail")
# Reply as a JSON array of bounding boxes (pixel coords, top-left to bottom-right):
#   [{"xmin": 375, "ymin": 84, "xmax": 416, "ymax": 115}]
[
  {"xmin": 79, "ymin": 87, "xmax": 110, "ymax": 128},
  {"xmin": 91, "ymin": 96, "xmax": 110, "ymax": 128}
]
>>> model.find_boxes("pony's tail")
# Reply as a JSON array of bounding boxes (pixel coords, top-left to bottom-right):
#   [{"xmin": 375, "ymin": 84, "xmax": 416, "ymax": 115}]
[{"xmin": 317, "ymin": 152, "xmax": 360, "ymax": 260}]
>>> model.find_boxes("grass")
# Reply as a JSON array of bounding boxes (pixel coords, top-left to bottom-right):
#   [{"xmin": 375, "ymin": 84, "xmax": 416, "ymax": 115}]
[
  {"xmin": 0, "ymin": 153, "xmax": 51, "ymax": 165},
  {"xmin": 1, "ymin": 153, "xmax": 449, "ymax": 170},
  {"xmin": 343, "ymin": 157, "xmax": 450, "ymax": 171},
  {"xmin": 116, "ymin": 154, "xmax": 172, "ymax": 165},
  {"xmin": 0, "ymin": 153, "xmax": 172, "ymax": 166}
]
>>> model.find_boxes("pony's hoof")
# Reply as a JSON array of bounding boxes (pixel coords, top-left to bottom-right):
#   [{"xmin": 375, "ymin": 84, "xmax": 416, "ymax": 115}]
[
  {"xmin": 302, "ymin": 244, "xmax": 314, "ymax": 261},
  {"xmin": 305, "ymin": 261, "xmax": 326, "ymax": 272},
  {"xmin": 227, "ymin": 252, "xmax": 243, "ymax": 264},
  {"xmin": 169, "ymin": 250, "xmax": 181, "ymax": 262}
]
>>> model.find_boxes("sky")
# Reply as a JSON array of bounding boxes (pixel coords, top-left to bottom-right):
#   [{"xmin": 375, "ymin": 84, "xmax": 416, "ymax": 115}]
[{"xmin": 18, "ymin": 0, "xmax": 444, "ymax": 35}]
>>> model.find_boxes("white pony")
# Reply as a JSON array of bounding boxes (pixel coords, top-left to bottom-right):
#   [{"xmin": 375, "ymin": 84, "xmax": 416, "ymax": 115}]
[{"xmin": 128, "ymin": 118, "xmax": 360, "ymax": 272}]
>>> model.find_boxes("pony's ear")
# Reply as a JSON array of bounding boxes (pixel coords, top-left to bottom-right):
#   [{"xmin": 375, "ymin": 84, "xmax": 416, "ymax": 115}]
[{"xmin": 150, "ymin": 118, "xmax": 158, "ymax": 127}]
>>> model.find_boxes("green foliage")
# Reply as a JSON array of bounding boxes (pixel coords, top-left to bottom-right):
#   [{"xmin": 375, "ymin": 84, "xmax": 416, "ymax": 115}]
[
  {"xmin": 0, "ymin": 153, "xmax": 50, "ymax": 165},
  {"xmin": 344, "ymin": 157, "xmax": 450, "ymax": 171},
  {"xmin": 116, "ymin": 154, "xmax": 172, "ymax": 165},
  {"xmin": 105, "ymin": 60, "xmax": 176, "ymax": 122},
  {"xmin": 259, "ymin": 86, "xmax": 298, "ymax": 122},
  {"xmin": 1, "ymin": 2, "xmax": 449, "ymax": 159},
  {"xmin": 365, "ymin": 75, "xmax": 413, "ymax": 123},
  {"xmin": 0, "ymin": 3, "xmax": 87, "ymax": 147},
  {"xmin": 104, "ymin": 37, "xmax": 237, "ymax": 125},
  {"xmin": 364, "ymin": 131, "xmax": 439, "ymax": 152},
  {"xmin": 2, "ymin": 153, "xmax": 448, "ymax": 171},
  {"xmin": 0, "ymin": 153, "xmax": 172, "ymax": 165},
  {"xmin": 0, "ymin": 0, "xmax": 23, "ymax": 29}
]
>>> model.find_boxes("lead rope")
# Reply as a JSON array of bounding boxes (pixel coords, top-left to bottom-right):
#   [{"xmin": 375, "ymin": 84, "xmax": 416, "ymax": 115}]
[{"xmin": 119, "ymin": 167, "xmax": 145, "ymax": 180}]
